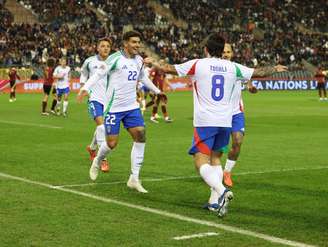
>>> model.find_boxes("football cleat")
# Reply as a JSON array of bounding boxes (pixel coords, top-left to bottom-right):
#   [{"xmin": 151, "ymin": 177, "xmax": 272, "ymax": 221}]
[
  {"xmin": 50, "ymin": 110, "xmax": 56, "ymax": 115},
  {"xmin": 86, "ymin": 146, "xmax": 97, "ymax": 161},
  {"xmin": 150, "ymin": 116, "xmax": 159, "ymax": 124},
  {"xmin": 41, "ymin": 112, "xmax": 50, "ymax": 116},
  {"xmin": 217, "ymin": 189, "xmax": 234, "ymax": 217},
  {"xmin": 101, "ymin": 159, "xmax": 110, "ymax": 173},
  {"xmin": 202, "ymin": 203, "xmax": 219, "ymax": 212},
  {"xmin": 127, "ymin": 175, "xmax": 148, "ymax": 193},
  {"xmin": 89, "ymin": 157, "xmax": 100, "ymax": 181},
  {"xmin": 164, "ymin": 116, "xmax": 173, "ymax": 123},
  {"xmin": 223, "ymin": 171, "xmax": 233, "ymax": 187}
]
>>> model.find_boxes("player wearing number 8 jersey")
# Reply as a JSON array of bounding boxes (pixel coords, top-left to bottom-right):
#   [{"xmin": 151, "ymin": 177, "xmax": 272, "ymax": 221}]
[
  {"xmin": 174, "ymin": 58, "xmax": 253, "ymax": 128},
  {"xmin": 150, "ymin": 32, "xmax": 287, "ymax": 217},
  {"xmin": 78, "ymin": 30, "xmax": 163, "ymax": 193}
]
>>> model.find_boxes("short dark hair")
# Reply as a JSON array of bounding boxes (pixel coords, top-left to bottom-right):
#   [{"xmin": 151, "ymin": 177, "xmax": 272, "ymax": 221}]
[
  {"xmin": 47, "ymin": 57, "xmax": 56, "ymax": 67},
  {"xmin": 97, "ymin": 37, "xmax": 112, "ymax": 46},
  {"xmin": 122, "ymin": 30, "xmax": 142, "ymax": 41},
  {"xmin": 205, "ymin": 33, "xmax": 225, "ymax": 57}
]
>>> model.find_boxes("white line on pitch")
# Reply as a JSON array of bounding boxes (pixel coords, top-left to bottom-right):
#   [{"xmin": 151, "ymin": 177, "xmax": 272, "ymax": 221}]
[
  {"xmin": 173, "ymin": 232, "xmax": 219, "ymax": 240},
  {"xmin": 53, "ymin": 165, "xmax": 328, "ymax": 188},
  {"xmin": 52, "ymin": 175, "xmax": 199, "ymax": 188},
  {"xmin": 0, "ymin": 172, "xmax": 316, "ymax": 247},
  {"xmin": 0, "ymin": 120, "xmax": 62, "ymax": 129}
]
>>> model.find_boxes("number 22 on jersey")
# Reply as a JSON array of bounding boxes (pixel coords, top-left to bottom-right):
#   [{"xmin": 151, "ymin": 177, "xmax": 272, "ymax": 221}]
[{"xmin": 128, "ymin": 71, "xmax": 137, "ymax": 81}]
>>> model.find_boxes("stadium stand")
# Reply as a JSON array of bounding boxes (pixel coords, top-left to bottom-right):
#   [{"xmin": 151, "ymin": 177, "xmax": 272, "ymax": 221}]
[{"xmin": 1, "ymin": 0, "xmax": 327, "ymax": 78}]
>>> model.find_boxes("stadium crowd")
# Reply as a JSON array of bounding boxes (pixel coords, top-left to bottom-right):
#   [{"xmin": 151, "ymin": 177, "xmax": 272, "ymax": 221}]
[{"xmin": 0, "ymin": 0, "xmax": 327, "ymax": 71}]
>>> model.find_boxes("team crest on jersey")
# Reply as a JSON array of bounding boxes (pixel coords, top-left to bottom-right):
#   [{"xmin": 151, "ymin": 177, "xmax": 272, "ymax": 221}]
[
  {"xmin": 105, "ymin": 125, "xmax": 111, "ymax": 133},
  {"xmin": 122, "ymin": 65, "xmax": 128, "ymax": 70}
]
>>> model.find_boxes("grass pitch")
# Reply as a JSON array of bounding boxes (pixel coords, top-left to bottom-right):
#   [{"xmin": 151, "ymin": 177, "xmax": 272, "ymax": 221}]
[{"xmin": 0, "ymin": 90, "xmax": 327, "ymax": 247}]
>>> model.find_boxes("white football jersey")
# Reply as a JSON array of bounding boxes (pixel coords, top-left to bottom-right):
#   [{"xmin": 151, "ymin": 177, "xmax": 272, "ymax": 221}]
[
  {"xmin": 83, "ymin": 51, "xmax": 160, "ymax": 114},
  {"xmin": 175, "ymin": 58, "xmax": 254, "ymax": 127},
  {"xmin": 80, "ymin": 55, "xmax": 110, "ymax": 106},
  {"xmin": 106, "ymin": 51, "xmax": 145, "ymax": 113},
  {"xmin": 231, "ymin": 80, "xmax": 243, "ymax": 115},
  {"xmin": 53, "ymin": 65, "xmax": 70, "ymax": 89}
]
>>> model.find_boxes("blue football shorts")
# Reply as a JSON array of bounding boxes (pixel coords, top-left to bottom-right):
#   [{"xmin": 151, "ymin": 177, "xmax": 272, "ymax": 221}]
[
  {"xmin": 104, "ymin": 108, "xmax": 145, "ymax": 135},
  {"xmin": 188, "ymin": 127, "xmax": 231, "ymax": 155},
  {"xmin": 56, "ymin": 87, "xmax": 70, "ymax": 96},
  {"xmin": 232, "ymin": 112, "xmax": 245, "ymax": 133},
  {"xmin": 88, "ymin": 101, "xmax": 104, "ymax": 119}
]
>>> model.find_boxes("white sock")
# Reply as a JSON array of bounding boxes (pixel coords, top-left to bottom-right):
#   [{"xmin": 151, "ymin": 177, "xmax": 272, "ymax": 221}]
[
  {"xmin": 199, "ymin": 163, "xmax": 226, "ymax": 196},
  {"xmin": 141, "ymin": 99, "xmax": 146, "ymax": 109},
  {"xmin": 63, "ymin": 101, "xmax": 68, "ymax": 113},
  {"xmin": 131, "ymin": 142, "xmax": 145, "ymax": 181},
  {"xmin": 96, "ymin": 125, "xmax": 105, "ymax": 148},
  {"xmin": 225, "ymin": 159, "xmax": 236, "ymax": 172},
  {"xmin": 56, "ymin": 101, "xmax": 61, "ymax": 110},
  {"xmin": 209, "ymin": 188, "xmax": 219, "ymax": 204},
  {"xmin": 96, "ymin": 142, "xmax": 111, "ymax": 166},
  {"xmin": 89, "ymin": 129, "xmax": 97, "ymax": 150}
]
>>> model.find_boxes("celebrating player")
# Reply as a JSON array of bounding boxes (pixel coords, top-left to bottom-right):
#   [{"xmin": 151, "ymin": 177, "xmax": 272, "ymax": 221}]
[
  {"xmin": 53, "ymin": 57, "xmax": 71, "ymax": 117},
  {"xmin": 137, "ymin": 64, "xmax": 152, "ymax": 115},
  {"xmin": 220, "ymin": 43, "xmax": 258, "ymax": 187},
  {"xmin": 150, "ymin": 33, "xmax": 287, "ymax": 216},
  {"xmin": 79, "ymin": 37, "xmax": 112, "ymax": 172},
  {"xmin": 78, "ymin": 30, "xmax": 164, "ymax": 193}
]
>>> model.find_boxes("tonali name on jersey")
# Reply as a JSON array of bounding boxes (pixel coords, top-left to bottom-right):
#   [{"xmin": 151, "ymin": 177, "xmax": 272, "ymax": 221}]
[{"xmin": 175, "ymin": 58, "xmax": 254, "ymax": 127}]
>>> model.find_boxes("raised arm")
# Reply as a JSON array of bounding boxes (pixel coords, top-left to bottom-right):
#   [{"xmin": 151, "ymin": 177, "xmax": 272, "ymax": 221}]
[
  {"xmin": 79, "ymin": 60, "xmax": 90, "ymax": 87},
  {"xmin": 77, "ymin": 63, "xmax": 108, "ymax": 103},
  {"xmin": 140, "ymin": 75, "xmax": 161, "ymax": 94},
  {"xmin": 252, "ymin": 65, "xmax": 287, "ymax": 78},
  {"xmin": 144, "ymin": 57, "xmax": 178, "ymax": 75}
]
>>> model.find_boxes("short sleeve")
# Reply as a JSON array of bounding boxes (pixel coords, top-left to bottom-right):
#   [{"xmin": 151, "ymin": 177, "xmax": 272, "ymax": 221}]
[
  {"xmin": 53, "ymin": 67, "xmax": 59, "ymax": 76},
  {"xmin": 80, "ymin": 60, "xmax": 90, "ymax": 83},
  {"xmin": 174, "ymin": 59, "xmax": 198, "ymax": 77},
  {"xmin": 234, "ymin": 62, "xmax": 254, "ymax": 81}
]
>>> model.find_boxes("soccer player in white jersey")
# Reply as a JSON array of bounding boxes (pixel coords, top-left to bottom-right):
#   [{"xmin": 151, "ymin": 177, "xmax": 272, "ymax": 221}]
[
  {"xmin": 78, "ymin": 30, "xmax": 164, "ymax": 193},
  {"xmin": 79, "ymin": 37, "xmax": 112, "ymax": 173},
  {"xmin": 221, "ymin": 43, "xmax": 258, "ymax": 187},
  {"xmin": 136, "ymin": 64, "xmax": 151, "ymax": 115},
  {"xmin": 150, "ymin": 33, "xmax": 287, "ymax": 216},
  {"xmin": 53, "ymin": 57, "xmax": 71, "ymax": 117}
]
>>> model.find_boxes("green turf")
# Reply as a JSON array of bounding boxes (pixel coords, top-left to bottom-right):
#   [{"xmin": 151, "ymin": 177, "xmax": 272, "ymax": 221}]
[{"xmin": 0, "ymin": 91, "xmax": 327, "ymax": 247}]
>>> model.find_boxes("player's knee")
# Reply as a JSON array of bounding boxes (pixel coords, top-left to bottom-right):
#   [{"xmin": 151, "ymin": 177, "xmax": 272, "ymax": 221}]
[
  {"xmin": 106, "ymin": 139, "xmax": 118, "ymax": 149},
  {"xmin": 135, "ymin": 129, "xmax": 146, "ymax": 142}
]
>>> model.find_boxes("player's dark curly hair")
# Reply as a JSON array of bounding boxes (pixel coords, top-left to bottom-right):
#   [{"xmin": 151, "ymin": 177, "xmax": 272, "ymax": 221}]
[
  {"xmin": 122, "ymin": 30, "xmax": 142, "ymax": 41},
  {"xmin": 205, "ymin": 33, "xmax": 225, "ymax": 57}
]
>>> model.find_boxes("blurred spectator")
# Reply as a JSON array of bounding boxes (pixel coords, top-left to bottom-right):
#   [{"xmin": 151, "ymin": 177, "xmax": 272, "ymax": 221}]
[{"xmin": 1, "ymin": 0, "xmax": 327, "ymax": 74}]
